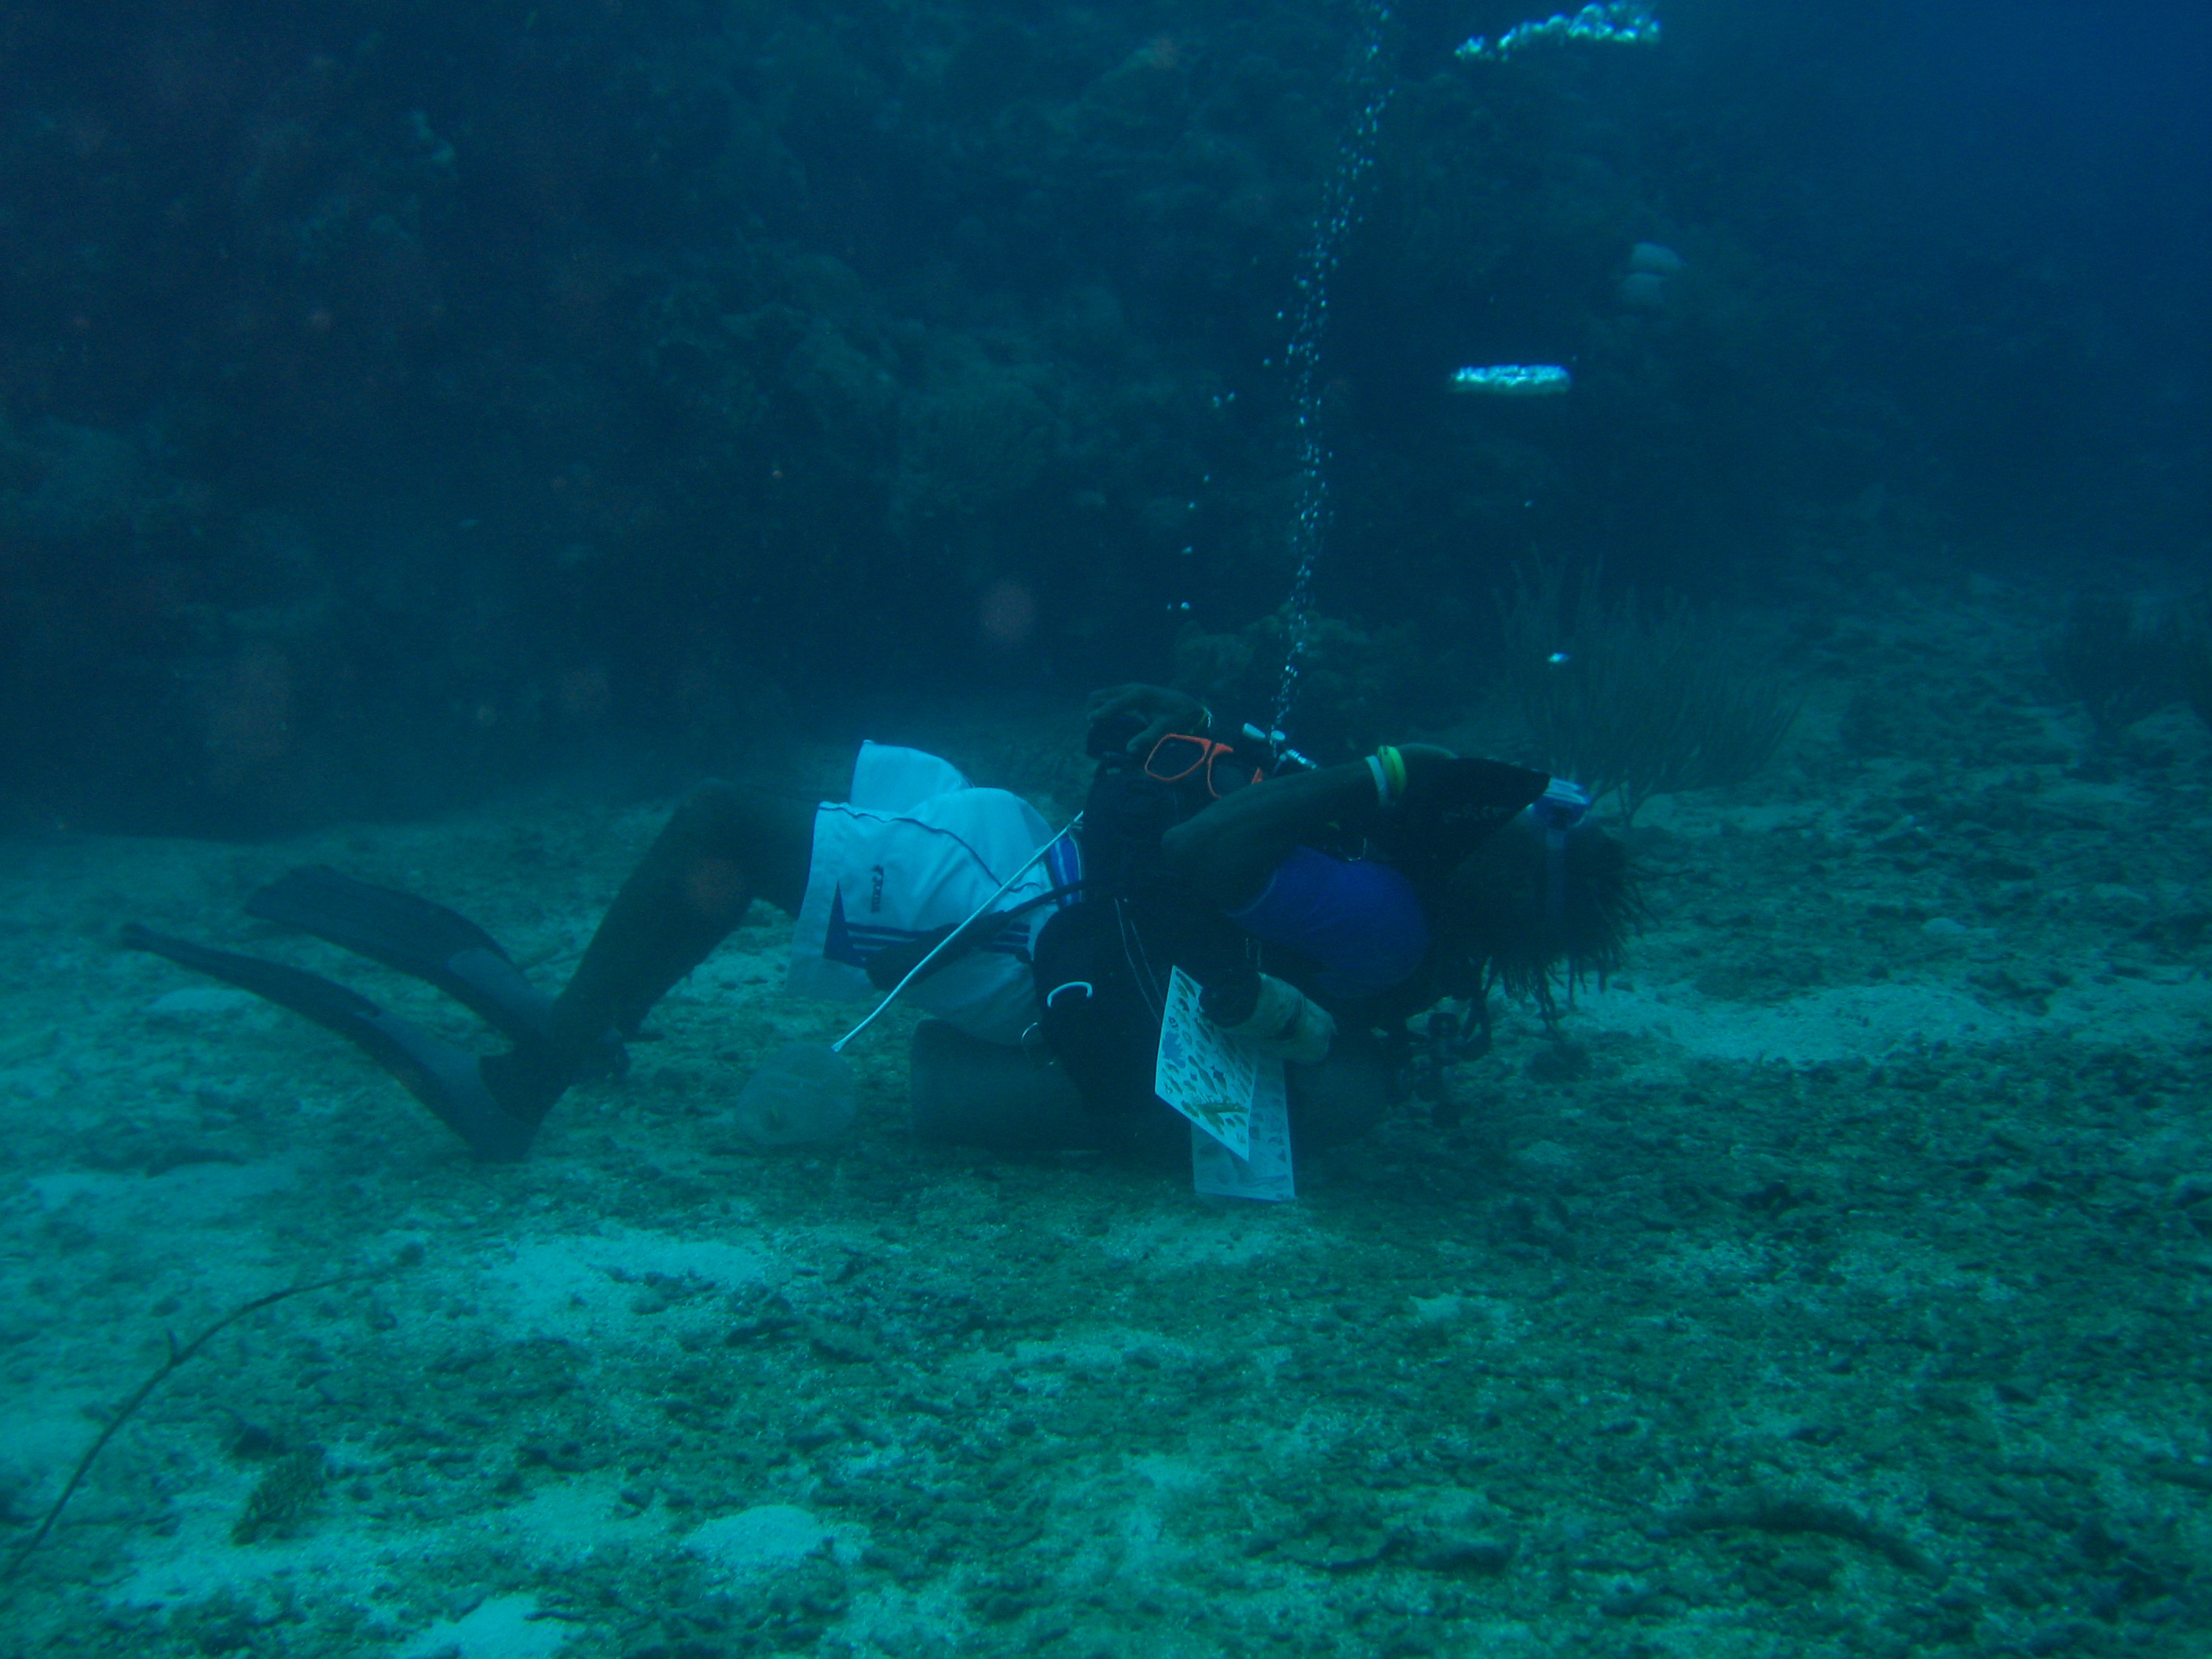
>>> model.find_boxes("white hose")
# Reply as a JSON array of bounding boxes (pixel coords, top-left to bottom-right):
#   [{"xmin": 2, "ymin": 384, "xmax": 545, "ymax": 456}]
[{"xmin": 830, "ymin": 813, "xmax": 1082, "ymax": 1054}]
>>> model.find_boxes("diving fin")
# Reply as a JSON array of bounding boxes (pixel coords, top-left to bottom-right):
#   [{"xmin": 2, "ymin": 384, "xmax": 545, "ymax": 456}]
[
  {"xmin": 120, "ymin": 924, "xmax": 545, "ymax": 1162},
  {"xmin": 243, "ymin": 866, "xmax": 555, "ymax": 1050}
]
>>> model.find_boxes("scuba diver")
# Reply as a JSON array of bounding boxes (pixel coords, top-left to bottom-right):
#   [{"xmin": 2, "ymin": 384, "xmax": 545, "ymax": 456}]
[{"xmin": 123, "ymin": 684, "xmax": 1638, "ymax": 1162}]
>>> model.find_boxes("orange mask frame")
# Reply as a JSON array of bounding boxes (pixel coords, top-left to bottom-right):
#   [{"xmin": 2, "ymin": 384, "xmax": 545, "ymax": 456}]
[{"xmin": 1144, "ymin": 733, "xmax": 1262, "ymax": 800}]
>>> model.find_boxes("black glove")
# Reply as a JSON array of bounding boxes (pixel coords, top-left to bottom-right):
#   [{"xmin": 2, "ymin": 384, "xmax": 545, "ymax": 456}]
[
  {"xmin": 1372, "ymin": 746, "xmax": 1550, "ymax": 886},
  {"xmin": 1084, "ymin": 683, "xmax": 1211, "ymax": 756}
]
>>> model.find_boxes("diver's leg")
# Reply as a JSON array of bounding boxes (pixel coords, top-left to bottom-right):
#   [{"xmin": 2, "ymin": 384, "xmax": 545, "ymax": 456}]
[
  {"xmin": 546, "ymin": 782, "xmax": 815, "ymax": 1057},
  {"xmin": 484, "ymin": 782, "xmax": 813, "ymax": 1119}
]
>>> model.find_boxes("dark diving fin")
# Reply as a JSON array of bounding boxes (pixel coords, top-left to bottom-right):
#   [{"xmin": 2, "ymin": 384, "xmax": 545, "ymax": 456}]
[
  {"xmin": 120, "ymin": 924, "xmax": 544, "ymax": 1162},
  {"xmin": 242, "ymin": 866, "xmax": 555, "ymax": 1050}
]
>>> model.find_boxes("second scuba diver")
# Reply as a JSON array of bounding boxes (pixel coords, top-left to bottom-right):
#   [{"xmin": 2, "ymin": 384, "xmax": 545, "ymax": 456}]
[{"xmin": 126, "ymin": 684, "xmax": 1639, "ymax": 1163}]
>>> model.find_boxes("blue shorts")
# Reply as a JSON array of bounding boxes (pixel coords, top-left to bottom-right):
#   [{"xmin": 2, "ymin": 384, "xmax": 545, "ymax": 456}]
[{"xmin": 1225, "ymin": 846, "xmax": 1430, "ymax": 1001}]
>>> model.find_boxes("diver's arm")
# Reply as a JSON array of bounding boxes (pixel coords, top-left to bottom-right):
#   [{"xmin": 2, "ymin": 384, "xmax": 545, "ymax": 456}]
[
  {"xmin": 1084, "ymin": 683, "xmax": 1210, "ymax": 752},
  {"xmin": 1159, "ymin": 762, "xmax": 1379, "ymax": 909}
]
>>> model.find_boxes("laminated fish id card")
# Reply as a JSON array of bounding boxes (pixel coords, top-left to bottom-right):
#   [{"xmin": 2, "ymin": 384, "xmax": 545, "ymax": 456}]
[
  {"xmin": 1191, "ymin": 1054, "xmax": 1295, "ymax": 1203},
  {"xmin": 1154, "ymin": 965, "xmax": 1258, "ymax": 1156}
]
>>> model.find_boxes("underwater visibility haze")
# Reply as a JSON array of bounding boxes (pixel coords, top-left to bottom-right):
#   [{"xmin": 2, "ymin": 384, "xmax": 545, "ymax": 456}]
[{"xmin": 2, "ymin": 0, "xmax": 2210, "ymax": 1654}]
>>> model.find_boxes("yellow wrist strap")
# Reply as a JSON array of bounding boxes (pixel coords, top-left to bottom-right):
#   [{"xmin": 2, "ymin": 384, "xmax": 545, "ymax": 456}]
[{"xmin": 1378, "ymin": 745, "xmax": 1407, "ymax": 804}]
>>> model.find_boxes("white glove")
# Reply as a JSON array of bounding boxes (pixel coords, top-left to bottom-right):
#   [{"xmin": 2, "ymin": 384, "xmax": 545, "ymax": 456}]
[{"xmin": 1223, "ymin": 973, "xmax": 1335, "ymax": 1066}]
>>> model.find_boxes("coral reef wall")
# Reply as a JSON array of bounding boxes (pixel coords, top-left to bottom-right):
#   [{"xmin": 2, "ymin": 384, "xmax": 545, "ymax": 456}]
[{"xmin": 1, "ymin": 0, "xmax": 2203, "ymax": 830}]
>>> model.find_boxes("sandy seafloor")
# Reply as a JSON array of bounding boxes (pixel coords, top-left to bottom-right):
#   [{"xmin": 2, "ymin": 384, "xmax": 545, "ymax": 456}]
[{"xmin": 5, "ymin": 574, "xmax": 2212, "ymax": 1659}]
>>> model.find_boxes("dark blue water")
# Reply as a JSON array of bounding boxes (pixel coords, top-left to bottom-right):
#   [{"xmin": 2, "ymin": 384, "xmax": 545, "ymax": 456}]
[{"xmin": 0, "ymin": 0, "xmax": 2203, "ymax": 829}]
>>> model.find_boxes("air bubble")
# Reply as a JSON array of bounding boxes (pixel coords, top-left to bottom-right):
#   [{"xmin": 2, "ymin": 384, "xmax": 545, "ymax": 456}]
[{"xmin": 1271, "ymin": 5, "xmax": 1396, "ymax": 743}]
